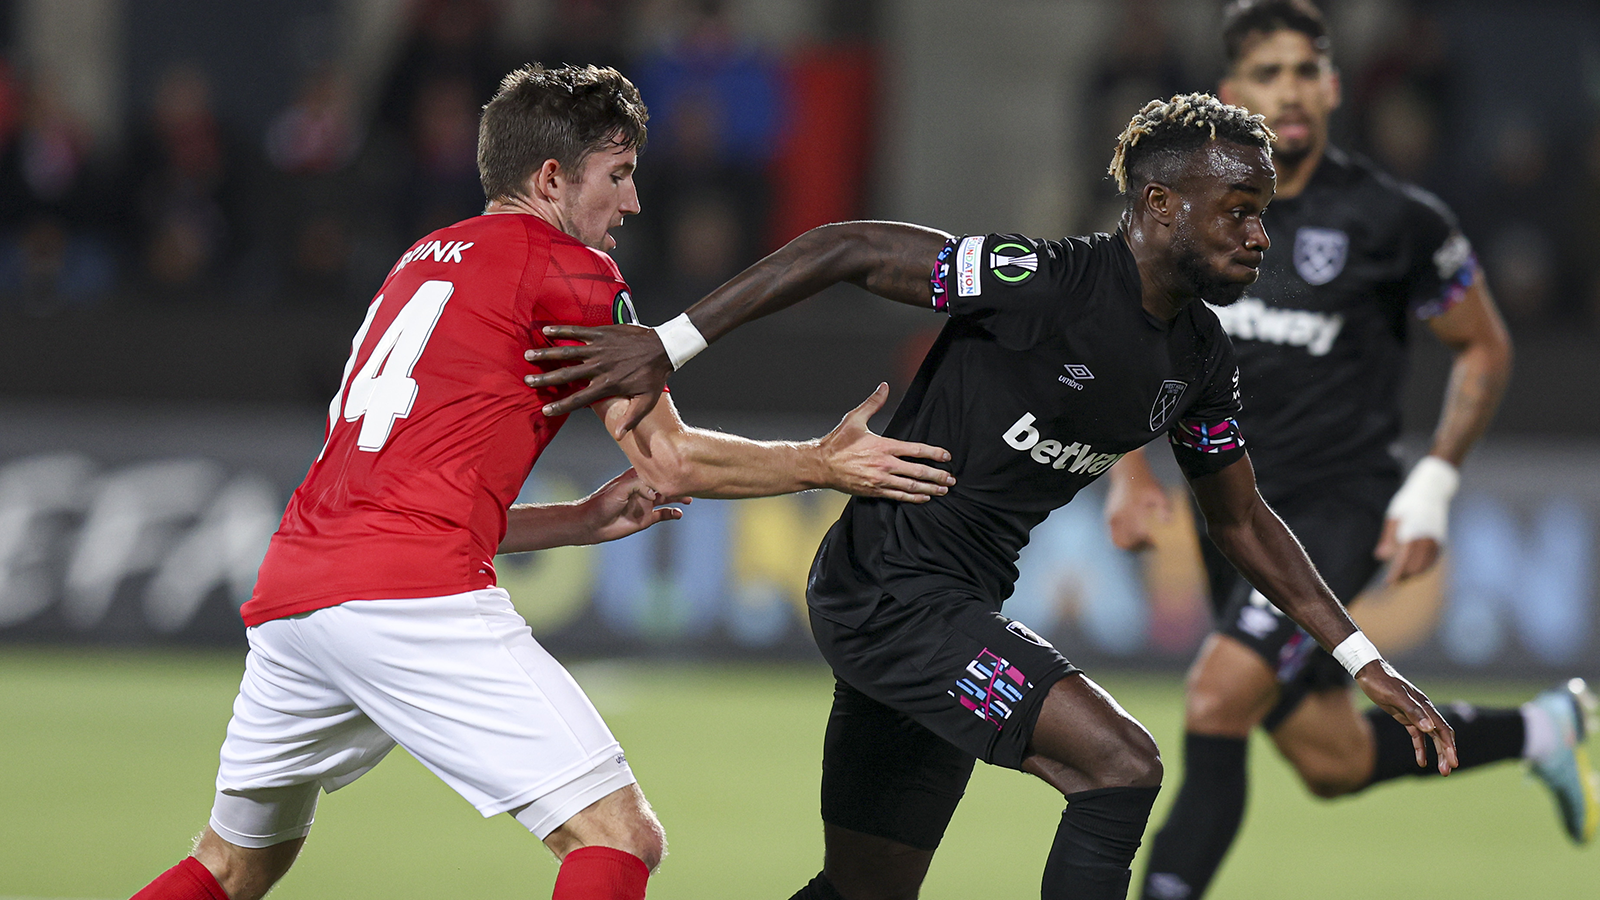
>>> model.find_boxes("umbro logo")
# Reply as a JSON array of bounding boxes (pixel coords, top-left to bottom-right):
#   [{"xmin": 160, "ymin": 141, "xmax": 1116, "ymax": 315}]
[{"xmin": 1059, "ymin": 363, "xmax": 1093, "ymax": 391}]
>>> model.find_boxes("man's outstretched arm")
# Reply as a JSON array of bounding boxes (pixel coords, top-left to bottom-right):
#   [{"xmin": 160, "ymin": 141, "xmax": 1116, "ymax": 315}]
[
  {"xmin": 599, "ymin": 382, "xmax": 954, "ymax": 503},
  {"xmin": 498, "ymin": 468, "xmax": 684, "ymax": 554},
  {"xmin": 1187, "ymin": 453, "xmax": 1460, "ymax": 775},
  {"xmin": 525, "ymin": 221, "xmax": 951, "ymax": 428}
]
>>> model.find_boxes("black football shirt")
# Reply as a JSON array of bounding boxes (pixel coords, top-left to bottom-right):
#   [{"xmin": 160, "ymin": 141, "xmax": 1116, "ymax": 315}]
[
  {"xmin": 1208, "ymin": 146, "xmax": 1476, "ymax": 498},
  {"xmin": 807, "ymin": 231, "xmax": 1247, "ymax": 628}
]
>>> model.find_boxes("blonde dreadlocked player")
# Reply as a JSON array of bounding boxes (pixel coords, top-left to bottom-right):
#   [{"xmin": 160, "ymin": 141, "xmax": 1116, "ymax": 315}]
[{"xmin": 519, "ymin": 92, "xmax": 1460, "ymax": 900}]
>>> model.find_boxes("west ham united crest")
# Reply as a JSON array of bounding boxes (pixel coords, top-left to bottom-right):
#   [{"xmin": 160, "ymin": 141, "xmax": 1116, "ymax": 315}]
[
  {"xmin": 1149, "ymin": 380, "xmax": 1187, "ymax": 431},
  {"xmin": 1293, "ymin": 227, "xmax": 1348, "ymax": 286}
]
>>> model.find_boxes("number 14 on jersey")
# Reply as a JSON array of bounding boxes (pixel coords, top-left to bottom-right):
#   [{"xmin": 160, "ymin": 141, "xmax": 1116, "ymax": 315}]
[{"xmin": 323, "ymin": 280, "xmax": 456, "ymax": 456}]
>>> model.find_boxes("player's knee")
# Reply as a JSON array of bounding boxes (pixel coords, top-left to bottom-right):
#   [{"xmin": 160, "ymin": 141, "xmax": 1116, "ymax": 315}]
[
  {"xmin": 1183, "ymin": 678, "xmax": 1260, "ymax": 736},
  {"xmin": 1292, "ymin": 756, "xmax": 1367, "ymax": 799},
  {"xmin": 1080, "ymin": 719, "xmax": 1163, "ymax": 790},
  {"xmin": 628, "ymin": 808, "xmax": 668, "ymax": 872}
]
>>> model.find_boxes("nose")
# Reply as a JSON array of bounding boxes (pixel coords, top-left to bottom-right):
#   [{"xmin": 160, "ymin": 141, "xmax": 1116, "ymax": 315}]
[
  {"xmin": 1246, "ymin": 217, "xmax": 1269, "ymax": 252},
  {"xmin": 621, "ymin": 179, "xmax": 641, "ymax": 216}
]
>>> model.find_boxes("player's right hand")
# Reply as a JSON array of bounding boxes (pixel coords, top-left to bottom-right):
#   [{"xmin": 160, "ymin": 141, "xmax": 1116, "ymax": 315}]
[
  {"xmin": 818, "ymin": 383, "xmax": 956, "ymax": 503},
  {"xmin": 524, "ymin": 323, "xmax": 672, "ymax": 431},
  {"xmin": 1104, "ymin": 467, "xmax": 1171, "ymax": 551},
  {"xmin": 1354, "ymin": 660, "xmax": 1459, "ymax": 776}
]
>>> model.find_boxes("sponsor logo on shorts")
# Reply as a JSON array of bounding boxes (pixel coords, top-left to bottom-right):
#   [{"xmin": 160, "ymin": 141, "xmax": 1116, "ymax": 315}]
[
  {"xmin": 950, "ymin": 648, "xmax": 1033, "ymax": 729},
  {"xmin": 956, "ymin": 235, "xmax": 984, "ymax": 297},
  {"xmin": 1002, "ymin": 412, "xmax": 1124, "ymax": 475},
  {"xmin": 1006, "ymin": 620, "xmax": 1053, "ymax": 648}
]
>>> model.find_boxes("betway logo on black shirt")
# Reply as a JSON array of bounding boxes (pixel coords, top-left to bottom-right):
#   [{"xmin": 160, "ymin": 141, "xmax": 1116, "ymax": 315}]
[{"xmin": 1002, "ymin": 413, "xmax": 1123, "ymax": 475}]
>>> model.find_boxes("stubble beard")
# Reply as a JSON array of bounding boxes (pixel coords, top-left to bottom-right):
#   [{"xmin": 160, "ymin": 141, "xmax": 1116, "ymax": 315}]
[{"xmin": 1173, "ymin": 238, "xmax": 1251, "ymax": 307}]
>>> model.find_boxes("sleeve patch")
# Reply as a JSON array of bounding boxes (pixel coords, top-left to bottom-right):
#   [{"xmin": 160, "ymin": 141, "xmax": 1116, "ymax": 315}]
[
  {"xmin": 956, "ymin": 235, "xmax": 984, "ymax": 297},
  {"xmin": 1169, "ymin": 417, "xmax": 1245, "ymax": 454},
  {"xmin": 613, "ymin": 288, "xmax": 639, "ymax": 325},
  {"xmin": 930, "ymin": 239, "xmax": 956, "ymax": 311},
  {"xmin": 1415, "ymin": 249, "xmax": 1477, "ymax": 320}
]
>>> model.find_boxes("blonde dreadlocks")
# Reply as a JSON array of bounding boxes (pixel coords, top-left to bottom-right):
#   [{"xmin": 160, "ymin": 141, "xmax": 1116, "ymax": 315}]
[{"xmin": 1107, "ymin": 93, "xmax": 1275, "ymax": 196}]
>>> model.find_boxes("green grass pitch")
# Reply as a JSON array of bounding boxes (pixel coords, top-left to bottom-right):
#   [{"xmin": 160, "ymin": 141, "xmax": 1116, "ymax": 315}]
[{"xmin": 0, "ymin": 648, "xmax": 1593, "ymax": 899}]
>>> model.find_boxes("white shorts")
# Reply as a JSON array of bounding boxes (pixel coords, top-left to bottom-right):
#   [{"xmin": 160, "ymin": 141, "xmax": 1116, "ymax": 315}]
[{"xmin": 209, "ymin": 588, "xmax": 636, "ymax": 847}]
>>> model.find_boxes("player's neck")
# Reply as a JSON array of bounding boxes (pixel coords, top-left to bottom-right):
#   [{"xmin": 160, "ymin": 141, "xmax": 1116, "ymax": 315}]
[
  {"xmin": 1121, "ymin": 228, "xmax": 1193, "ymax": 322},
  {"xmin": 1270, "ymin": 140, "xmax": 1326, "ymax": 199},
  {"xmin": 485, "ymin": 194, "xmax": 566, "ymax": 235}
]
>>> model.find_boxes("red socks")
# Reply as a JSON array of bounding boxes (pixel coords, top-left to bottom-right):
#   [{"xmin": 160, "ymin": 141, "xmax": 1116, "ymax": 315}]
[
  {"xmin": 130, "ymin": 857, "xmax": 230, "ymax": 900},
  {"xmin": 552, "ymin": 847, "xmax": 650, "ymax": 900}
]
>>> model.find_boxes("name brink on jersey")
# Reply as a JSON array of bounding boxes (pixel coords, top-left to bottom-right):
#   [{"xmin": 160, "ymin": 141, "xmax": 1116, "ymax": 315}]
[
  {"xmin": 1003, "ymin": 413, "xmax": 1123, "ymax": 475},
  {"xmin": 391, "ymin": 239, "xmax": 476, "ymax": 275},
  {"xmin": 1207, "ymin": 296, "xmax": 1343, "ymax": 356}
]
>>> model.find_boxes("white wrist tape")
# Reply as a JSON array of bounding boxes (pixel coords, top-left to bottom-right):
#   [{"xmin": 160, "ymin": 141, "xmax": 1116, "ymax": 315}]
[
  {"xmin": 1385, "ymin": 455, "xmax": 1459, "ymax": 543},
  {"xmin": 651, "ymin": 313, "xmax": 708, "ymax": 370},
  {"xmin": 1332, "ymin": 631, "xmax": 1383, "ymax": 677}
]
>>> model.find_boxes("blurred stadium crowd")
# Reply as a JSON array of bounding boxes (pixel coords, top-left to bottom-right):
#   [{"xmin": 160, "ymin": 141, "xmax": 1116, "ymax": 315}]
[{"xmin": 0, "ymin": 0, "xmax": 1597, "ymax": 333}]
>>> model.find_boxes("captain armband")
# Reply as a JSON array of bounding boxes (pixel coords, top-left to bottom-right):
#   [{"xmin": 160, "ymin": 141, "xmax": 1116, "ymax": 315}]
[{"xmin": 652, "ymin": 313, "xmax": 708, "ymax": 370}]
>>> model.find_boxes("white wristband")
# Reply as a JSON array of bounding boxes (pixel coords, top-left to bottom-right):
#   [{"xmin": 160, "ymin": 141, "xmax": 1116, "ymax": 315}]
[
  {"xmin": 1332, "ymin": 631, "xmax": 1383, "ymax": 677},
  {"xmin": 1384, "ymin": 455, "xmax": 1459, "ymax": 544},
  {"xmin": 651, "ymin": 313, "xmax": 708, "ymax": 370}
]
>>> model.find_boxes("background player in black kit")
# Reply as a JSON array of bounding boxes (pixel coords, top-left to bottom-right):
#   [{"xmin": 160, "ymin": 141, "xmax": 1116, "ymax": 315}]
[
  {"xmin": 1099, "ymin": 5, "xmax": 1597, "ymax": 900},
  {"xmin": 522, "ymin": 94, "xmax": 1459, "ymax": 900}
]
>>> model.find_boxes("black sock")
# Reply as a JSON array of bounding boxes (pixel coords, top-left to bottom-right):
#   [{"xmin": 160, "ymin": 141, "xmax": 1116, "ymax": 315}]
[
  {"xmin": 787, "ymin": 872, "xmax": 845, "ymax": 900},
  {"xmin": 1041, "ymin": 785, "xmax": 1161, "ymax": 900},
  {"xmin": 1137, "ymin": 734, "xmax": 1247, "ymax": 900},
  {"xmin": 1364, "ymin": 702, "xmax": 1525, "ymax": 786}
]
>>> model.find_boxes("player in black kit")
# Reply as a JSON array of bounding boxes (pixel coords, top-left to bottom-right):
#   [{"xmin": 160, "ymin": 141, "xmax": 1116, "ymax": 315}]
[
  {"xmin": 1099, "ymin": 5, "xmax": 1596, "ymax": 900},
  {"xmin": 523, "ymin": 93, "xmax": 1460, "ymax": 900}
]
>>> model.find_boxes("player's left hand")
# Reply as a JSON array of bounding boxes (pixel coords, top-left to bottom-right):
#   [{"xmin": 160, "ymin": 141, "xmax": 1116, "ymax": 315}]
[
  {"xmin": 1354, "ymin": 659, "xmax": 1459, "ymax": 776},
  {"xmin": 580, "ymin": 468, "xmax": 686, "ymax": 543},
  {"xmin": 1374, "ymin": 522, "xmax": 1441, "ymax": 585},
  {"xmin": 1374, "ymin": 455, "xmax": 1459, "ymax": 585},
  {"xmin": 524, "ymin": 324, "xmax": 672, "ymax": 431},
  {"xmin": 818, "ymin": 383, "xmax": 955, "ymax": 503}
]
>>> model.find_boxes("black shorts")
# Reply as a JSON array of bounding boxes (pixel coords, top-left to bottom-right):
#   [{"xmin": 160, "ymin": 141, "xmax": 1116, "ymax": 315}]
[
  {"xmin": 808, "ymin": 593, "xmax": 1079, "ymax": 849},
  {"xmin": 1200, "ymin": 474, "xmax": 1397, "ymax": 729}
]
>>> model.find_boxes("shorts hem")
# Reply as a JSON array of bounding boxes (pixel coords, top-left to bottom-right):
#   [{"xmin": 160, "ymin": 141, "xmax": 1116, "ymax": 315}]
[
  {"xmin": 472, "ymin": 743, "xmax": 625, "ymax": 819},
  {"xmin": 515, "ymin": 767, "xmax": 639, "ymax": 839},
  {"xmin": 207, "ymin": 816, "xmax": 314, "ymax": 850}
]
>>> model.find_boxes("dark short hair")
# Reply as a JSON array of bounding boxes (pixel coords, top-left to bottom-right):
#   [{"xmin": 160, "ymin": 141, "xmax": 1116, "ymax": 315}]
[
  {"xmin": 1222, "ymin": 0, "xmax": 1330, "ymax": 66},
  {"xmin": 1108, "ymin": 93, "xmax": 1275, "ymax": 197},
  {"xmin": 477, "ymin": 63, "xmax": 649, "ymax": 203}
]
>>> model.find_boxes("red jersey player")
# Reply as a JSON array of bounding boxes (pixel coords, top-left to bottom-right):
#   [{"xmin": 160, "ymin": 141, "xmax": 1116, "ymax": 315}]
[{"xmin": 131, "ymin": 64, "xmax": 955, "ymax": 900}]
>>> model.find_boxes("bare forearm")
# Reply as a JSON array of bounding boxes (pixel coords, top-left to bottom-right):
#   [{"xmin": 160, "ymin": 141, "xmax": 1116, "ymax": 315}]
[
  {"xmin": 499, "ymin": 502, "xmax": 593, "ymax": 553},
  {"xmin": 1209, "ymin": 498, "xmax": 1360, "ymax": 650},
  {"xmin": 1427, "ymin": 340, "xmax": 1510, "ymax": 466},
  {"xmin": 652, "ymin": 429, "xmax": 829, "ymax": 499},
  {"xmin": 684, "ymin": 221, "xmax": 950, "ymax": 342}
]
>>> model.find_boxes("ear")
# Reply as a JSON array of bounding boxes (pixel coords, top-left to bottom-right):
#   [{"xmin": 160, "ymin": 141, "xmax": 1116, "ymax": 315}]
[
  {"xmin": 1327, "ymin": 66, "xmax": 1343, "ymax": 113},
  {"xmin": 1141, "ymin": 182, "xmax": 1178, "ymax": 227},
  {"xmin": 527, "ymin": 158, "xmax": 565, "ymax": 203}
]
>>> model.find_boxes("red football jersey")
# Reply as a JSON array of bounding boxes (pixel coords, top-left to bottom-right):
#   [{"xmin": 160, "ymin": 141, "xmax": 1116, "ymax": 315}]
[{"xmin": 243, "ymin": 213, "xmax": 636, "ymax": 626}]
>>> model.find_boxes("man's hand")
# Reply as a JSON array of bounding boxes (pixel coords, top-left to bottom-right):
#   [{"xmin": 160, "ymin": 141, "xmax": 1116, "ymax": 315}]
[
  {"xmin": 1373, "ymin": 523, "xmax": 1441, "ymax": 585},
  {"xmin": 817, "ymin": 383, "xmax": 955, "ymax": 503},
  {"xmin": 1104, "ymin": 455, "xmax": 1171, "ymax": 551},
  {"xmin": 1374, "ymin": 455, "xmax": 1458, "ymax": 585},
  {"xmin": 579, "ymin": 468, "xmax": 685, "ymax": 544},
  {"xmin": 524, "ymin": 324, "xmax": 672, "ymax": 430},
  {"xmin": 1354, "ymin": 660, "xmax": 1459, "ymax": 776}
]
